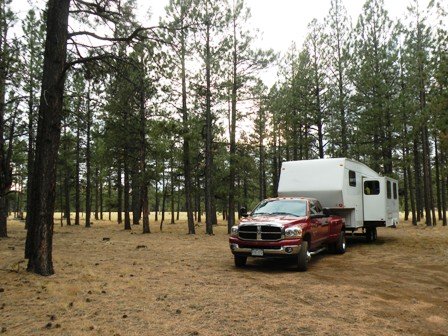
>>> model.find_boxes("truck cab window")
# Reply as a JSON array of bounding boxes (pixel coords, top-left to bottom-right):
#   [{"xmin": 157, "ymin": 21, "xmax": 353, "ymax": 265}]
[
  {"xmin": 393, "ymin": 182, "xmax": 398, "ymax": 199},
  {"xmin": 349, "ymin": 170, "xmax": 356, "ymax": 187},
  {"xmin": 310, "ymin": 201, "xmax": 323, "ymax": 216}
]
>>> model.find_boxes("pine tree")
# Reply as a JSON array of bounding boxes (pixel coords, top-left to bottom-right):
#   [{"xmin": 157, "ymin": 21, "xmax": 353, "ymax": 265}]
[{"xmin": 350, "ymin": 0, "xmax": 399, "ymax": 173}]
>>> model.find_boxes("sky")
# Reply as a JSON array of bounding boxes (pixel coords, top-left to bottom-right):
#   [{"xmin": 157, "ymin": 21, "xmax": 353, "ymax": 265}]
[
  {"xmin": 12, "ymin": 0, "xmax": 433, "ymax": 85},
  {"xmin": 141, "ymin": 0, "xmax": 432, "ymax": 52},
  {"xmin": 140, "ymin": 0, "xmax": 432, "ymax": 85},
  {"xmin": 14, "ymin": 0, "xmax": 433, "ymax": 56}
]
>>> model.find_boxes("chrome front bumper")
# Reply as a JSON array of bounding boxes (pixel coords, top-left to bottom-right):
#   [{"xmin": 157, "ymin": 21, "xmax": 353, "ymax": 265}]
[{"xmin": 229, "ymin": 244, "xmax": 301, "ymax": 256}]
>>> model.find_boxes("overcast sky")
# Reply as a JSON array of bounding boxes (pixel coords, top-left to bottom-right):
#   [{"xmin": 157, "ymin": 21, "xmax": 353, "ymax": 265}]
[
  {"xmin": 13, "ymin": 0, "xmax": 433, "ymax": 85},
  {"xmin": 139, "ymin": 0, "xmax": 432, "ymax": 85},
  {"xmin": 142, "ymin": 0, "xmax": 431, "ymax": 53}
]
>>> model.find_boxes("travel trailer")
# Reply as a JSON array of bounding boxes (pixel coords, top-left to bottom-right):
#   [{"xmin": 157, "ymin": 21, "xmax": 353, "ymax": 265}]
[{"xmin": 277, "ymin": 158, "xmax": 399, "ymax": 241}]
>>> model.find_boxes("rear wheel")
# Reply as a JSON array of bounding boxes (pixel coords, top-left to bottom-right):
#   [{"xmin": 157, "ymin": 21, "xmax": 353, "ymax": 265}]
[
  {"xmin": 332, "ymin": 231, "xmax": 346, "ymax": 254},
  {"xmin": 234, "ymin": 255, "xmax": 247, "ymax": 267},
  {"xmin": 297, "ymin": 241, "xmax": 310, "ymax": 272}
]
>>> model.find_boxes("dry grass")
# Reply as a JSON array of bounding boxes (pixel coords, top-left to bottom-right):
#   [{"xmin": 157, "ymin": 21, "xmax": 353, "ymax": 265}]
[{"xmin": 1, "ymin": 214, "xmax": 448, "ymax": 336}]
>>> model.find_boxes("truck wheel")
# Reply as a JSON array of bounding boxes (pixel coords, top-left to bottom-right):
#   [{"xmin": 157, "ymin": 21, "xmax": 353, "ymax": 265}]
[
  {"xmin": 234, "ymin": 255, "xmax": 247, "ymax": 267},
  {"xmin": 297, "ymin": 241, "xmax": 310, "ymax": 272},
  {"xmin": 333, "ymin": 231, "xmax": 346, "ymax": 254}
]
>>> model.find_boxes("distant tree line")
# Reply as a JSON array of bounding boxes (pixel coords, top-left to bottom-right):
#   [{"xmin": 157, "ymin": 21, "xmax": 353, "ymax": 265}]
[{"xmin": 0, "ymin": 0, "xmax": 446, "ymax": 276}]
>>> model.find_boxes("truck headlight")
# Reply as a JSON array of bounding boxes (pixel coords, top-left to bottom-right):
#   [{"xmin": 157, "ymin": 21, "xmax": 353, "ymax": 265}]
[
  {"xmin": 285, "ymin": 226, "xmax": 302, "ymax": 238},
  {"xmin": 230, "ymin": 226, "xmax": 239, "ymax": 237}
]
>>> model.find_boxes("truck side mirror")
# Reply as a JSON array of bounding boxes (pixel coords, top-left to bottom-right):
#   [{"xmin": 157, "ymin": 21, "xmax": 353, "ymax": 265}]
[{"xmin": 239, "ymin": 207, "xmax": 248, "ymax": 218}]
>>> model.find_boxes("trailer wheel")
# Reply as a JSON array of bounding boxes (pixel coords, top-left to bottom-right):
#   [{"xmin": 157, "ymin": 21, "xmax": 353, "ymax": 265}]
[
  {"xmin": 366, "ymin": 227, "xmax": 377, "ymax": 242},
  {"xmin": 332, "ymin": 231, "xmax": 346, "ymax": 254},
  {"xmin": 234, "ymin": 255, "xmax": 247, "ymax": 268},
  {"xmin": 297, "ymin": 241, "xmax": 310, "ymax": 272}
]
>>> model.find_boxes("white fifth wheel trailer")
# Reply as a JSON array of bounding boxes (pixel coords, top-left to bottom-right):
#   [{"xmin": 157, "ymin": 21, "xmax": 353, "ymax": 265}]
[{"xmin": 277, "ymin": 158, "xmax": 399, "ymax": 241}]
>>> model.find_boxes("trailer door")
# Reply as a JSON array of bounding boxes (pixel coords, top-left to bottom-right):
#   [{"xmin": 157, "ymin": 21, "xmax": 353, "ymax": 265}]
[{"xmin": 363, "ymin": 177, "xmax": 386, "ymax": 223}]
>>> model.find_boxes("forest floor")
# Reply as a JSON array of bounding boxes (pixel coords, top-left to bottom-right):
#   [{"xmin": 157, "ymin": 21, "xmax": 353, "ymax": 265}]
[{"xmin": 1, "ymin": 214, "xmax": 448, "ymax": 336}]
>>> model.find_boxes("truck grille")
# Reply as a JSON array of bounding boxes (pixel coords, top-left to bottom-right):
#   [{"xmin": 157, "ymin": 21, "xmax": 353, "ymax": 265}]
[{"xmin": 238, "ymin": 225, "xmax": 282, "ymax": 241}]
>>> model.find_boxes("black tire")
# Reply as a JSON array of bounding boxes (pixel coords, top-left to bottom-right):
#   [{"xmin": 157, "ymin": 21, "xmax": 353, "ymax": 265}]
[
  {"xmin": 372, "ymin": 227, "xmax": 378, "ymax": 241},
  {"xmin": 332, "ymin": 231, "xmax": 346, "ymax": 254},
  {"xmin": 297, "ymin": 241, "xmax": 310, "ymax": 272},
  {"xmin": 234, "ymin": 255, "xmax": 247, "ymax": 267},
  {"xmin": 366, "ymin": 227, "xmax": 377, "ymax": 243}
]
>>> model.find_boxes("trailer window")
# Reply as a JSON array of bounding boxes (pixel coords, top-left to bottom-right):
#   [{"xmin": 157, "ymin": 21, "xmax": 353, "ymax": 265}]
[
  {"xmin": 364, "ymin": 181, "xmax": 380, "ymax": 195},
  {"xmin": 387, "ymin": 181, "xmax": 392, "ymax": 199},
  {"xmin": 393, "ymin": 182, "xmax": 398, "ymax": 199},
  {"xmin": 349, "ymin": 170, "xmax": 356, "ymax": 187}
]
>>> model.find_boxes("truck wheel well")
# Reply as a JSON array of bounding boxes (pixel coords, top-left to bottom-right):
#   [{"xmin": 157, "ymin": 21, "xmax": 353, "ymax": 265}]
[{"xmin": 303, "ymin": 233, "xmax": 311, "ymax": 244}]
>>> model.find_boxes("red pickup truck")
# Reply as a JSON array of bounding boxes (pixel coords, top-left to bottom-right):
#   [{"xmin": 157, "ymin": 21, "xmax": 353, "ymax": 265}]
[{"xmin": 229, "ymin": 197, "xmax": 346, "ymax": 271}]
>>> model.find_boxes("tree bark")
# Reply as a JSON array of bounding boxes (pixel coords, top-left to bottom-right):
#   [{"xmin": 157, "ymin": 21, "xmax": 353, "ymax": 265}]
[
  {"xmin": 434, "ymin": 136, "xmax": 442, "ymax": 220},
  {"xmin": 227, "ymin": 6, "xmax": 238, "ymax": 234},
  {"xmin": 138, "ymin": 72, "xmax": 150, "ymax": 234},
  {"xmin": 64, "ymin": 127, "xmax": 71, "ymax": 226},
  {"xmin": 123, "ymin": 157, "xmax": 131, "ymax": 230},
  {"xmin": 170, "ymin": 152, "xmax": 175, "ymax": 225},
  {"xmin": 0, "ymin": 0, "xmax": 13, "ymax": 237},
  {"xmin": 204, "ymin": 5, "xmax": 214, "ymax": 235},
  {"xmin": 117, "ymin": 162, "xmax": 122, "ymax": 224},
  {"xmin": 74, "ymin": 104, "xmax": 81, "ymax": 225},
  {"xmin": 94, "ymin": 165, "xmax": 99, "ymax": 220},
  {"xmin": 85, "ymin": 82, "xmax": 92, "ymax": 228},
  {"xmin": 179, "ymin": 5, "xmax": 195, "ymax": 235},
  {"xmin": 25, "ymin": 0, "xmax": 70, "ymax": 276},
  {"xmin": 131, "ymin": 164, "xmax": 140, "ymax": 225},
  {"xmin": 108, "ymin": 174, "xmax": 112, "ymax": 221}
]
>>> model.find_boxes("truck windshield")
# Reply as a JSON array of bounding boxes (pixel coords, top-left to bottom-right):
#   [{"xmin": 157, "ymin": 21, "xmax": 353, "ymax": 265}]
[{"xmin": 252, "ymin": 199, "xmax": 307, "ymax": 217}]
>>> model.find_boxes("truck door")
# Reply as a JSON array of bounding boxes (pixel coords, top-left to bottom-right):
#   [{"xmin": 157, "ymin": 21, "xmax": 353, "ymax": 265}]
[
  {"xmin": 363, "ymin": 177, "xmax": 386, "ymax": 223},
  {"xmin": 309, "ymin": 200, "xmax": 328, "ymax": 248}
]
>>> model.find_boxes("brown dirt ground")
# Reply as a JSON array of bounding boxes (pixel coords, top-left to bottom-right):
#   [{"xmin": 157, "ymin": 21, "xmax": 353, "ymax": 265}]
[{"xmin": 1, "ymin": 213, "xmax": 448, "ymax": 336}]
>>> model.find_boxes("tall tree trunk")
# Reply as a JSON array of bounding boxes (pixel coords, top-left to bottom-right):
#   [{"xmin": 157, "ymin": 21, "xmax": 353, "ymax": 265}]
[
  {"xmin": 413, "ymin": 137, "xmax": 422, "ymax": 223},
  {"xmin": 155, "ymin": 159, "xmax": 159, "ymax": 222},
  {"xmin": 179, "ymin": 6, "xmax": 195, "ymax": 235},
  {"xmin": 170, "ymin": 153, "xmax": 175, "ymax": 225},
  {"xmin": 440, "ymin": 145, "xmax": 447, "ymax": 226},
  {"xmin": 25, "ymin": 70, "xmax": 35, "ymax": 230},
  {"xmin": 94, "ymin": 165, "xmax": 99, "ymax": 220},
  {"xmin": 64, "ymin": 127, "xmax": 71, "ymax": 226},
  {"xmin": 227, "ymin": 7, "xmax": 238, "ymax": 234},
  {"xmin": 195, "ymin": 173, "xmax": 201, "ymax": 223},
  {"xmin": 176, "ymin": 183, "xmax": 180, "ymax": 221},
  {"xmin": 160, "ymin": 168, "xmax": 167, "ymax": 231},
  {"xmin": 25, "ymin": 0, "xmax": 70, "ymax": 275},
  {"xmin": 403, "ymin": 153, "xmax": 409, "ymax": 221},
  {"xmin": 85, "ymin": 82, "xmax": 92, "ymax": 228},
  {"xmin": 108, "ymin": 174, "xmax": 112, "ymax": 221},
  {"xmin": 204, "ymin": 7, "xmax": 213, "ymax": 235},
  {"xmin": 99, "ymin": 169, "xmax": 103, "ymax": 220},
  {"xmin": 434, "ymin": 136, "xmax": 442, "ymax": 220},
  {"xmin": 74, "ymin": 106, "xmax": 81, "ymax": 225},
  {"xmin": 271, "ymin": 120, "xmax": 279, "ymax": 197},
  {"xmin": 123, "ymin": 158, "xmax": 131, "ymax": 230},
  {"xmin": 138, "ymin": 72, "xmax": 150, "ymax": 234},
  {"xmin": 132, "ymin": 164, "xmax": 140, "ymax": 225},
  {"xmin": 117, "ymin": 162, "xmax": 122, "ymax": 224},
  {"xmin": 421, "ymin": 127, "xmax": 432, "ymax": 226},
  {"xmin": 0, "ymin": 1, "xmax": 13, "ymax": 237}
]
